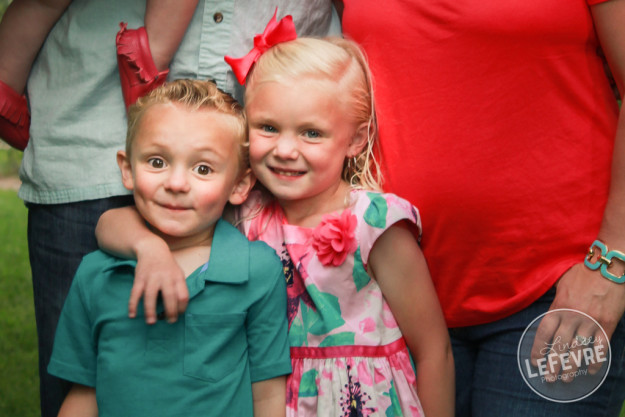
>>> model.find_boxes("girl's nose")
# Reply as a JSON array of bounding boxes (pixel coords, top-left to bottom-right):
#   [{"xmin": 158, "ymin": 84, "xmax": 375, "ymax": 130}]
[
  {"xmin": 273, "ymin": 134, "xmax": 299, "ymax": 160},
  {"xmin": 164, "ymin": 167, "xmax": 191, "ymax": 193}
]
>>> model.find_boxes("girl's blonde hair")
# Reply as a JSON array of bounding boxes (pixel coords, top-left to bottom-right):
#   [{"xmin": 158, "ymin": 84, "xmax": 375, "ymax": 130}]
[
  {"xmin": 245, "ymin": 37, "xmax": 382, "ymax": 190},
  {"xmin": 126, "ymin": 79, "xmax": 249, "ymax": 170}
]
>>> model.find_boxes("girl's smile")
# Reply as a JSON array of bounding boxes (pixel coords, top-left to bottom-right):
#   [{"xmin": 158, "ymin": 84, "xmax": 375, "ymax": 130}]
[
  {"xmin": 268, "ymin": 165, "xmax": 306, "ymax": 178},
  {"xmin": 246, "ymin": 77, "xmax": 365, "ymax": 223}
]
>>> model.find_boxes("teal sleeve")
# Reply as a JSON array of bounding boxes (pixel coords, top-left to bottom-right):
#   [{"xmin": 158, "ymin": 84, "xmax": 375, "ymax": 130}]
[
  {"xmin": 47, "ymin": 258, "xmax": 98, "ymax": 387},
  {"xmin": 246, "ymin": 243, "xmax": 291, "ymax": 383}
]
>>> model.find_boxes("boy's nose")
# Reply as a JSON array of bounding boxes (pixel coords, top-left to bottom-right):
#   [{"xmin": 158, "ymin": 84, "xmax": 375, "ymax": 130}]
[{"xmin": 164, "ymin": 168, "xmax": 191, "ymax": 193}]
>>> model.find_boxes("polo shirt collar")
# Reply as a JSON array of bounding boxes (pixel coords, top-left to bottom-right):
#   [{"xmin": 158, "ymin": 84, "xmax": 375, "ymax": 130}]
[
  {"xmin": 103, "ymin": 219, "xmax": 250, "ymax": 301},
  {"xmin": 185, "ymin": 219, "xmax": 250, "ymax": 300}
]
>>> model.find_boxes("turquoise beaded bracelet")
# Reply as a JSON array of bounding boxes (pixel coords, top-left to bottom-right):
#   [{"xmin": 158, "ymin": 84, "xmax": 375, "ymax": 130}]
[{"xmin": 584, "ymin": 240, "xmax": 625, "ymax": 284}]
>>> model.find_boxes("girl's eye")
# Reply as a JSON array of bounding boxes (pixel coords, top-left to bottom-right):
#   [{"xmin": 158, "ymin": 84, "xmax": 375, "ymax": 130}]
[
  {"xmin": 261, "ymin": 125, "xmax": 277, "ymax": 133},
  {"xmin": 147, "ymin": 158, "xmax": 165, "ymax": 168},
  {"xmin": 194, "ymin": 165, "xmax": 212, "ymax": 175},
  {"xmin": 304, "ymin": 130, "xmax": 321, "ymax": 140}
]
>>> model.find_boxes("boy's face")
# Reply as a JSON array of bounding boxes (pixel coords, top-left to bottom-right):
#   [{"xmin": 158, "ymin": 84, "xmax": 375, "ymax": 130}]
[{"xmin": 118, "ymin": 102, "xmax": 252, "ymax": 248}]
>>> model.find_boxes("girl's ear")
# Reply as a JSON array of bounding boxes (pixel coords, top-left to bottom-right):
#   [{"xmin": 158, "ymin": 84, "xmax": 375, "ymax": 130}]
[
  {"xmin": 117, "ymin": 151, "xmax": 134, "ymax": 191},
  {"xmin": 347, "ymin": 122, "xmax": 370, "ymax": 157},
  {"xmin": 229, "ymin": 168, "xmax": 256, "ymax": 205}
]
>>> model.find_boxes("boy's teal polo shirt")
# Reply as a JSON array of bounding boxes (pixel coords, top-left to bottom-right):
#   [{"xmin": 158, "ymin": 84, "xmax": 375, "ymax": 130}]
[{"xmin": 48, "ymin": 219, "xmax": 291, "ymax": 417}]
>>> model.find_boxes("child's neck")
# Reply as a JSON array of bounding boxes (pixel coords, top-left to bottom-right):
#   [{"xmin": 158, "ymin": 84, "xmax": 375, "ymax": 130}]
[
  {"xmin": 279, "ymin": 181, "xmax": 352, "ymax": 228},
  {"xmin": 171, "ymin": 245, "xmax": 212, "ymax": 277},
  {"xmin": 154, "ymin": 228, "xmax": 214, "ymax": 278}
]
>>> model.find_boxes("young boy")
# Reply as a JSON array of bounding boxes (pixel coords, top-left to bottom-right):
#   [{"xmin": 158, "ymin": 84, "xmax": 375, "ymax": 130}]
[{"xmin": 47, "ymin": 79, "xmax": 291, "ymax": 417}]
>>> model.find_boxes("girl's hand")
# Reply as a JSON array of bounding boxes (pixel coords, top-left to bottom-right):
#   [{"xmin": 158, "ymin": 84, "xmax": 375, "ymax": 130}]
[
  {"xmin": 130, "ymin": 237, "xmax": 188, "ymax": 324},
  {"xmin": 96, "ymin": 205, "xmax": 188, "ymax": 323}
]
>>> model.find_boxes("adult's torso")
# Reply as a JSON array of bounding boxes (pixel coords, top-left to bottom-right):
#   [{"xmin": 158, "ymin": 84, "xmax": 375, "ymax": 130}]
[
  {"xmin": 19, "ymin": 0, "xmax": 339, "ymax": 205},
  {"xmin": 341, "ymin": 0, "xmax": 619, "ymax": 326}
]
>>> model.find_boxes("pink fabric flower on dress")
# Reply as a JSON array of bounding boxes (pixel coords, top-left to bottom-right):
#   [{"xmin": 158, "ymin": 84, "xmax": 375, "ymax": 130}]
[{"xmin": 312, "ymin": 209, "xmax": 358, "ymax": 266}]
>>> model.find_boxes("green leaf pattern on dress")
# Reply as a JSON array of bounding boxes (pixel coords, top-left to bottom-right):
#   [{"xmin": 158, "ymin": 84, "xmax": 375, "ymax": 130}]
[
  {"xmin": 353, "ymin": 247, "xmax": 371, "ymax": 292},
  {"xmin": 319, "ymin": 332, "xmax": 355, "ymax": 347},
  {"xmin": 299, "ymin": 369, "xmax": 319, "ymax": 398},
  {"xmin": 385, "ymin": 380, "xmax": 404, "ymax": 416},
  {"xmin": 290, "ymin": 284, "xmax": 352, "ymax": 346},
  {"xmin": 364, "ymin": 192, "xmax": 388, "ymax": 228}
]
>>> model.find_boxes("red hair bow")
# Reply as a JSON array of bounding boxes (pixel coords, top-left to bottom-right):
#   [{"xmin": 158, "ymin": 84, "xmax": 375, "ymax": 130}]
[{"xmin": 225, "ymin": 9, "xmax": 297, "ymax": 85}]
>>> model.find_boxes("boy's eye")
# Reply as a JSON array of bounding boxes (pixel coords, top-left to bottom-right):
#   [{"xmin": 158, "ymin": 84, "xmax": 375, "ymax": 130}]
[
  {"xmin": 147, "ymin": 158, "xmax": 165, "ymax": 168},
  {"xmin": 261, "ymin": 125, "xmax": 277, "ymax": 133},
  {"xmin": 193, "ymin": 165, "xmax": 212, "ymax": 175}
]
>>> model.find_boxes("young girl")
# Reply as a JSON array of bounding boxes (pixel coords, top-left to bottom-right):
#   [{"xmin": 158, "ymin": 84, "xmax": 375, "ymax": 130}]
[
  {"xmin": 0, "ymin": 0, "xmax": 198, "ymax": 150},
  {"xmin": 97, "ymin": 13, "xmax": 455, "ymax": 417}
]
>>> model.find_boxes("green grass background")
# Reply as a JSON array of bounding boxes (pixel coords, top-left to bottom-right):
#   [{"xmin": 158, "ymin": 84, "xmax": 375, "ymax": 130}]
[
  {"xmin": 0, "ymin": 0, "xmax": 41, "ymax": 408},
  {"xmin": 0, "ymin": 182, "xmax": 38, "ymax": 416}
]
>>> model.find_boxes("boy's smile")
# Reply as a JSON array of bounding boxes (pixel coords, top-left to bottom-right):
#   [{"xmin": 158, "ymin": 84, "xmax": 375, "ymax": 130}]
[{"xmin": 118, "ymin": 102, "xmax": 250, "ymax": 249}]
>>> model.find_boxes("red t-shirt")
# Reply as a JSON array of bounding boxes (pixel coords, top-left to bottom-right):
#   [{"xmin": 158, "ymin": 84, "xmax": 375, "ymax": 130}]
[{"xmin": 341, "ymin": 0, "xmax": 619, "ymax": 327}]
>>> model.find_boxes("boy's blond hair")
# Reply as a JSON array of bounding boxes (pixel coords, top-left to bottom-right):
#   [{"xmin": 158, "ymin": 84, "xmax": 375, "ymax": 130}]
[
  {"xmin": 245, "ymin": 37, "xmax": 382, "ymax": 190},
  {"xmin": 126, "ymin": 79, "xmax": 248, "ymax": 170}
]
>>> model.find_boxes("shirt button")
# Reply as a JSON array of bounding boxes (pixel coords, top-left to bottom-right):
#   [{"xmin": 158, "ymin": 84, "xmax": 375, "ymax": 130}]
[{"xmin": 213, "ymin": 12, "xmax": 223, "ymax": 23}]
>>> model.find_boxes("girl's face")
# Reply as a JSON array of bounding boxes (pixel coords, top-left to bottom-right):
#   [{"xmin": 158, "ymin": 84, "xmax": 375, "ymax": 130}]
[{"xmin": 246, "ymin": 78, "xmax": 365, "ymax": 214}]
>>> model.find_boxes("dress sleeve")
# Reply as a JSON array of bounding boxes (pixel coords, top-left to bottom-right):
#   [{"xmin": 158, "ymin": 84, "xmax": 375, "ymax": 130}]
[
  {"xmin": 245, "ymin": 242, "xmax": 292, "ymax": 383},
  {"xmin": 355, "ymin": 191, "xmax": 423, "ymax": 267},
  {"xmin": 47, "ymin": 258, "xmax": 98, "ymax": 387},
  {"xmin": 587, "ymin": 0, "xmax": 613, "ymax": 5}
]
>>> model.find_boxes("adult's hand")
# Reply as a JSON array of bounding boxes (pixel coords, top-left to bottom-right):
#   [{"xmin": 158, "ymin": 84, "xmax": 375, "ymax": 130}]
[{"xmin": 530, "ymin": 263, "xmax": 625, "ymax": 380}]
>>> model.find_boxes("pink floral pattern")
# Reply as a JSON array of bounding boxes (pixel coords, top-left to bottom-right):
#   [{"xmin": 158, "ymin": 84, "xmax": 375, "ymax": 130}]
[{"xmin": 312, "ymin": 209, "xmax": 358, "ymax": 266}]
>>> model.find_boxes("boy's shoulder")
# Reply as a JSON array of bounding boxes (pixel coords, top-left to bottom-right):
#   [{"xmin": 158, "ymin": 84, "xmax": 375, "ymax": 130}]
[
  {"xmin": 215, "ymin": 218, "xmax": 278, "ymax": 259},
  {"xmin": 213, "ymin": 219, "xmax": 283, "ymax": 285},
  {"xmin": 78, "ymin": 250, "xmax": 136, "ymax": 273},
  {"xmin": 73, "ymin": 250, "xmax": 136, "ymax": 290},
  {"xmin": 66, "ymin": 251, "xmax": 136, "ymax": 309}
]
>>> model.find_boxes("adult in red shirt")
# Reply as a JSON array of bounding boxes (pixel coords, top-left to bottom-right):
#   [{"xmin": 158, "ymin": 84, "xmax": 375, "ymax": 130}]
[{"xmin": 337, "ymin": 0, "xmax": 625, "ymax": 414}]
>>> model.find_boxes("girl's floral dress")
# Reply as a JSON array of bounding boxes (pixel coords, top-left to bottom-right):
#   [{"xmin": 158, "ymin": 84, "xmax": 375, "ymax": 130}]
[{"xmin": 243, "ymin": 190, "xmax": 426, "ymax": 417}]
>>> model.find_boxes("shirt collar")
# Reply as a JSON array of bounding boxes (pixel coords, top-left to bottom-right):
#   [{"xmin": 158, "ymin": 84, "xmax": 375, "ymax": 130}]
[
  {"xmin": 186, "ymin": 219, "xmax": 249, "ymax": 299},
  {"xmin": 104, "ymin": 219, "xmax": 250, "ymax": 301}
]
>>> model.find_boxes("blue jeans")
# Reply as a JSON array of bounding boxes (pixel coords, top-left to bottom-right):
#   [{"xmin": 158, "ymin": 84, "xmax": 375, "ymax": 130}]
[
  {"xmin": 450, "ymin": 288, "xmax": 625, "ymax": 416},
  {"xmin": 27, "ymin": 196, "xmax": 133, "ymax": 417}
]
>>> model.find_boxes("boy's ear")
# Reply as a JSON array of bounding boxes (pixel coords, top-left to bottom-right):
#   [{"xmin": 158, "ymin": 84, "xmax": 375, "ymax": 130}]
[
  {"xmin": 117, "ymin": 151, "xmax": 134, "ymax": 191},
  {"xmin": 347, "ymin": 122, "xmax": 370, "ymax": 157},
  {"xmin": 229, "ymin": 168, "xmax": 256, "ymax": 205}
]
